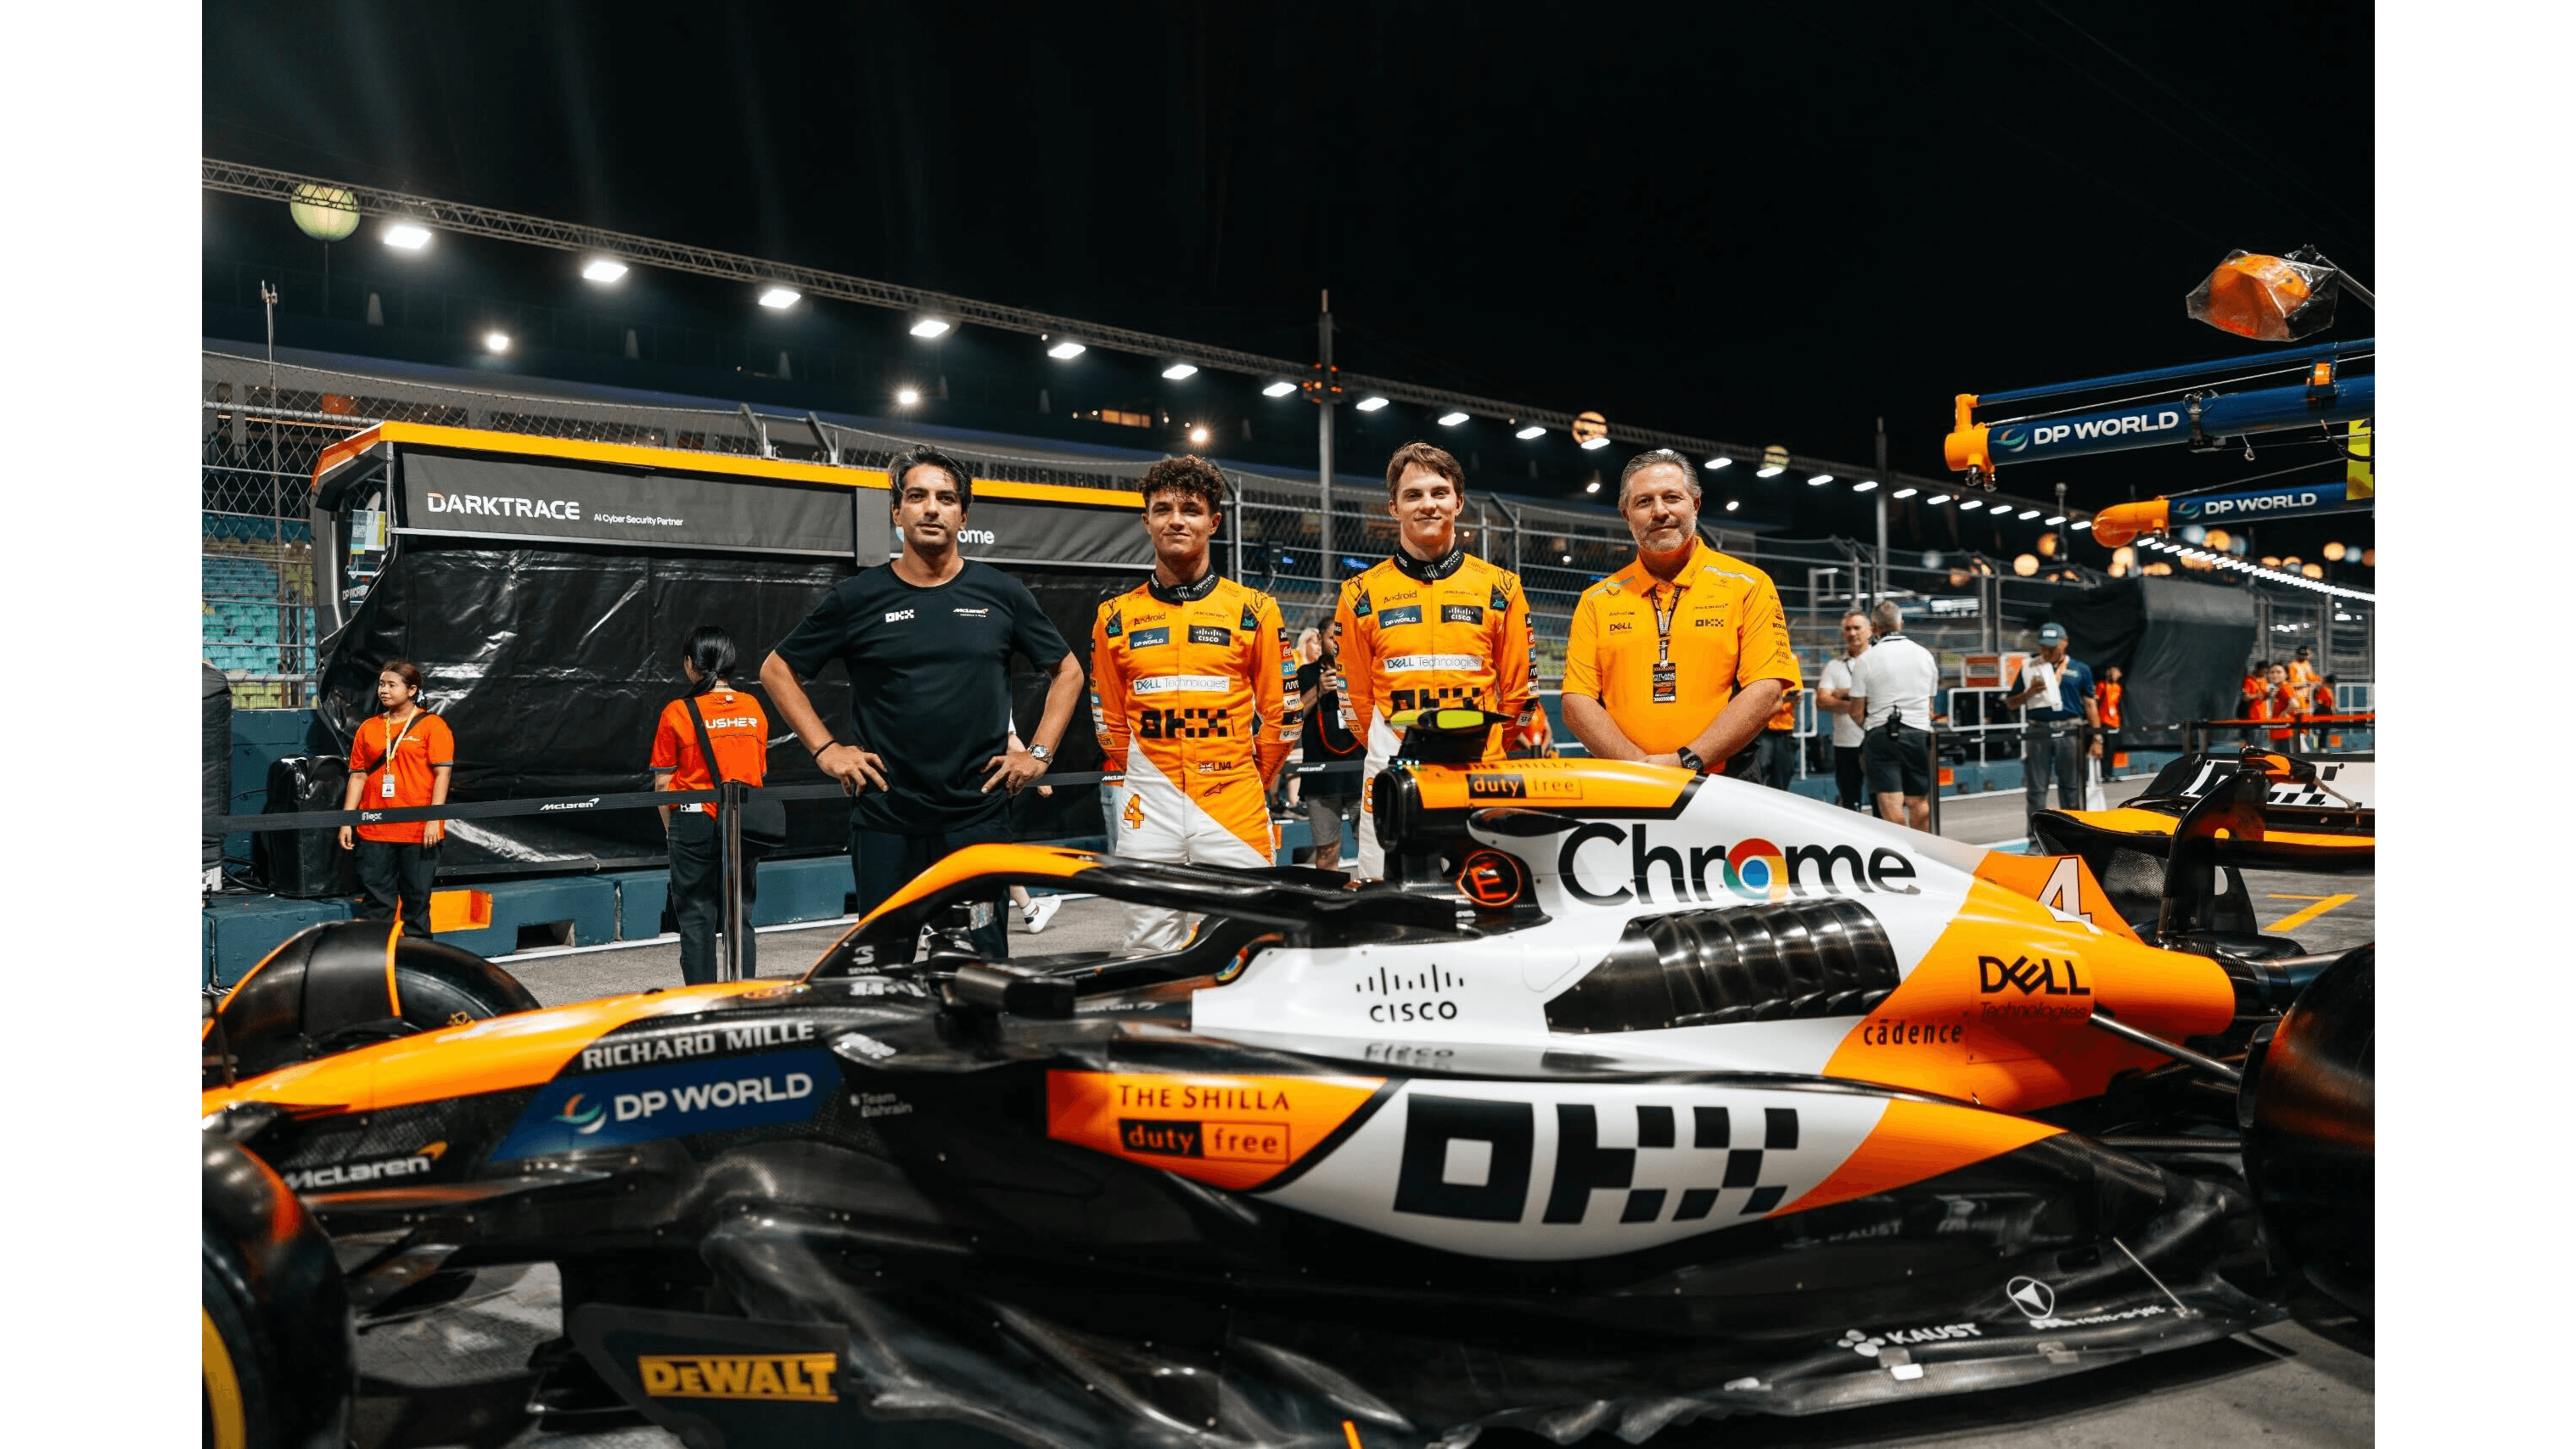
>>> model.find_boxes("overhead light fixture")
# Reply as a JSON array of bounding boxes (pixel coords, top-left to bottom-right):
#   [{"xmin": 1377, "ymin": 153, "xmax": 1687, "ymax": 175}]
[
  {"xmin": 1187, "ymin": 425, "xmax": 1209, "ymax": 444},
  {"xmin": 1807, "ymin": 473, "xmax": 1834, "ymax": 486},
  {"xmin": 1437, "ymin": 411, "xmax": 1469, "ymax": 426},
  {"xmin": 1162, "ymin": 362, "xmax": 1199, "ymax": 379},
  {"xmin": 2045, "ymin": 514, "xmax": 2066, "ymax": 525},
  {"xmin": 1562, "ymin": 553, "xmax": 1573, "ymax": 563},
  {"xmin": 1958, "ymin": 499, "xmax": 1985, "ymax": 512},
  {"xmin": 383, "ymin": 222, "xmax": 431, "ymax": 250},
  {"xmin": 1262, "ymin": 381, "xmax": 1296, "ymax": 397},
  {"xmin": 581, "ymin": 257, "xmax": 627, "ymax": 283},
  {"xmin": 1852, "ymin": 480, "xmax": 1879, "ymax": 492},
  {"xmin": 2072, "ymin": 520, "xmax": 2093, "ymax": 531},
  {"xmin": 1355, "ymin": 396, "xmax": 1390, "ymax": 412},
  {"xmin": 2017, "ymin": 508, "xmax": 2042, "ymax": 520},
  {"xmin": 1704, "ymin": 457, "xmax": 1733, "ymax": 470},
  {"xmin": 1755, "ymin": 465, "xmax": 1786, "ymax": 478},
  {"xmin": 1583, "ymin": 480, "xmax": 1600, "ymax": 493},
  {"xmin": 1047, "ymin": 341, "xmax": 1086, "ymax": 359},
  {"xmin": 896, "ymin": 387, "xmax": 920, "ymax": 407},
  {"xmin": 1579, "ymin": 435, "xmax": 1610, "ymax": 450},
  {"xmin": 483, "ymin": 331, "xmax": 510, "ymax": 353},
  {"xmin": 1725, "ymin": 500, "xmax": 1741, "ymax": 512},
  {"xmin": 1928, "ymin": 494, "xmax": 1953, "ymax": 507},
  {"xmin": 909, "ymin": 318, "xmax": 951, "ymax": 338},
  {"xmin": 1892, "ymin": 487, "xmax": 1919, "ymax": 500},
  {"xmin": 758, "ymin": 286, "xmax": 800, "ymax": 309},
  {"xmin": 1515, "ymin": 424, "xmax": 1546, "ymax": 440}
]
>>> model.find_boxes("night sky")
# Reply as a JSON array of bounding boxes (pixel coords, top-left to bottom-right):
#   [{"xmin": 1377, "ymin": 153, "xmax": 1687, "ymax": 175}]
[{"xmin": 202, "ymin": 0, "xmax": 2373, "ymax": 561}]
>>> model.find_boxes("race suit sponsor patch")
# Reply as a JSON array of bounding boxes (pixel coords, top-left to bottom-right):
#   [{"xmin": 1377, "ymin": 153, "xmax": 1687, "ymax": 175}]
[
  {"xmin": 1132, "ymin": 675, "xmax": 1233, "ymax": 695},
  {"xmin": 1384, "ymin": 654, "xmax": 1484, "ymax": 672}
]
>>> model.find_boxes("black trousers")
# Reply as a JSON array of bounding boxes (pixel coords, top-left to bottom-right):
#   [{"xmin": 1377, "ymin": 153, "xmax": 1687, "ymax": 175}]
[
  {"xmin": 669, "ymin": 810, "xmax": 763, "ymax": 986},
  {"xmin": 1755, "ymin": 730, "xmax": 1799, "ymax": 789},
  {"xmin": 355, "ymin": 839, "xmax": 438, "ymax": 940},
  {"xmin": 853, "ymin": 814, "xmax": 1012, "ymax": 960},
  {"xmin": 1833, "ymin": 745, "xmax": 1866, "ymax": 810}
]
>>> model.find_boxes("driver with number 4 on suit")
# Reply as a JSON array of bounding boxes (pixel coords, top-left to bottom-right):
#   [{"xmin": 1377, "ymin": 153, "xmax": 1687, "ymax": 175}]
[
  {"xmin": 1090, "ymin": 455, "xmax": 1295, "ymax": 952},
  {"xmin": 1336, "ymin": 441, "xmax": 1546, "ymax": 880}
]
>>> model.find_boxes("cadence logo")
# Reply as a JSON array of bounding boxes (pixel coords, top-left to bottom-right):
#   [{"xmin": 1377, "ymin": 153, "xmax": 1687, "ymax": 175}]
[
  {"xmin": 1557, "ymin": 823, "xmax": 1919, "ymax": 906},
  {"xmin": 491, "ymin": 1049, "xmax": 836, "ymax": 1161},
  {"xmin": 640, "ymin": 1353, "xmax": 838, "ymax": 1403}
]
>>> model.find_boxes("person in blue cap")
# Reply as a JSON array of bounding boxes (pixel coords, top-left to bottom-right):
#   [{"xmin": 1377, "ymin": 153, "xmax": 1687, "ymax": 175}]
[{"xmin": 2005, "ymin": 621, "xmax": 2100, "ymax": 847}]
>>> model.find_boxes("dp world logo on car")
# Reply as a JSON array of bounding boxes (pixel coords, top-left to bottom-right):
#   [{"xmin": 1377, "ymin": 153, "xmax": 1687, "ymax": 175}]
[{"xmin": 491, "ymin": 1049, "xmax": 837, "ymax": 1160}]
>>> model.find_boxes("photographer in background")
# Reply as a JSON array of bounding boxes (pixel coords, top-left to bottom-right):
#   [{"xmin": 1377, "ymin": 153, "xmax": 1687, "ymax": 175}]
[{"xmin": 2006, "ymin": 622, "xmax": 2099, "ymax": 848}]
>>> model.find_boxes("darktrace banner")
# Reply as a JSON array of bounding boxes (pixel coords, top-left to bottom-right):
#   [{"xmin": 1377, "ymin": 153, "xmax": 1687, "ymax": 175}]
[{"xmin": 401, "ymin": 451, "xmax": 854, "ymax": 556}]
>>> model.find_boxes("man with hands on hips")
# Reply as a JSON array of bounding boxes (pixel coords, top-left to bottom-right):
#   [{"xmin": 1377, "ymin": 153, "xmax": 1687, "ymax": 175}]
[
  {"xmin": 761, "ymin": 445, "xmax": 1084, "ymax": 961},
  {"xmin": 1562, "ymin": 449, "xmax": 1803, "ymax": 778}
]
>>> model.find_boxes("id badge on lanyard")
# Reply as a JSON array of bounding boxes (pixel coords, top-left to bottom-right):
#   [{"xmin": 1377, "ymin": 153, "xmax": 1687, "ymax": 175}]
[
  {"xmin": 379, "ymin": 716, "xmax": 417, "ymax": 799},
  {"xmin": 1650, "ymin": 587, "xmax": 1679, "ymax": 704}
]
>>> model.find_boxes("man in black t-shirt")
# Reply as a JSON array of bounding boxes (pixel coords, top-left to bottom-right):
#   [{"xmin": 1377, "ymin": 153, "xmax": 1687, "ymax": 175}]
[
  {"xmin": 762, "ymin": 446, "xmax": 1084, "ymax": 959},
  {"xmin": 1293, "ymin": 618, "xmax": 1362, "ymax": 870}
]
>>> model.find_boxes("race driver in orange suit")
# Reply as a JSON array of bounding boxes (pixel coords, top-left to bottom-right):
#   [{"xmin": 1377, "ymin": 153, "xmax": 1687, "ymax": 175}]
[
  {"xmin": 1091, "ymin": 455, "xmax": 1295, "ymax": 952},
  {"xmin": 1334, "ymin": 441, "xmax": 1546, "ymax": 880}
]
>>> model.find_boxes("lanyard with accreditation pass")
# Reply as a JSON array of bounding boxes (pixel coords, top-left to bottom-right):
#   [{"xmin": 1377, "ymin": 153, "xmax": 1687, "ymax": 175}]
[
  {"xmin": 1649, "ymin": 583, "xmax": 1681, "ymax": 704},
  {"xmin": 376, "ymin": 711, "xmax": 420, "ymax": 798}
]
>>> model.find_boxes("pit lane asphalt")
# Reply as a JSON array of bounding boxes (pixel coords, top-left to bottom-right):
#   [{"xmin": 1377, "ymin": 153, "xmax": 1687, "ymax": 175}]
[{"xmin": 356, "ymin": 787, "xmax": 2374, "ymax": 1449}]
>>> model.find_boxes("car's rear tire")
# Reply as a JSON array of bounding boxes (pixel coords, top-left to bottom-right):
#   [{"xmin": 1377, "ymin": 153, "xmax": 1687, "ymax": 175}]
[{"xmin": 2241, "ymin": 942, "xmax": 2373, "ymax": 1319}]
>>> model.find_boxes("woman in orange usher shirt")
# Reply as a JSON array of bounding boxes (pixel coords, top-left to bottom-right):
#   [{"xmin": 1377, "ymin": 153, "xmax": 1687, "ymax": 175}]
[
  {"xmin": 339, "ymin": 660, "xmax": 453, "ymax": 938},
  {"xmin": 652, "ymin": 626, "xmax": 772, "ymax": 984}
]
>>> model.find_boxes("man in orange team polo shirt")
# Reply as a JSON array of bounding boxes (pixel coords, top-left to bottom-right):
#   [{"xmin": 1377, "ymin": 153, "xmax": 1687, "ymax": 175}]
[
  {"xmin": 1562, "ymin": 449, "xmax": 1803, "ymax": 781},
  {"xmin": 1091, "ymin": 454, "xmax": 1294, "ymax": 949},
  {"xmin": 1334, "ymin": 441, "xmax": 1546, "ymax": 881}
]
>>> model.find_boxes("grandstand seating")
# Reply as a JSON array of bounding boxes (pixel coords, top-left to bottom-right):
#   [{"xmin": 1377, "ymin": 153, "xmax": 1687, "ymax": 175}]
[{"xmin": 202, "ymin": 547, "xmax": 317, "ymax": 705}]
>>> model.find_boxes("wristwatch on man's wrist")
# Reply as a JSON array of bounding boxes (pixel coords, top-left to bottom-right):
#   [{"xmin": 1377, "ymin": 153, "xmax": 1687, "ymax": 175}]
[
  {"xmin": 1673, "ymin": 745, "xmax": 1705, "ymax": 775},
  {"xmin": 1027, "ymin": 743, "xmax": 1054, "ymax": 765}
]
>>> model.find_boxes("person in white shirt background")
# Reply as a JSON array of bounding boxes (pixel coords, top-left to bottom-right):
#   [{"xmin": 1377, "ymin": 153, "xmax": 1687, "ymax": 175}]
[
  {"xmin": 1845, "ymin": 600, "xmax": 1940, "ymax": 831},
  {"xmin": 1813, "ymin": 609, "xmax": 1872, "ymax": 812}
]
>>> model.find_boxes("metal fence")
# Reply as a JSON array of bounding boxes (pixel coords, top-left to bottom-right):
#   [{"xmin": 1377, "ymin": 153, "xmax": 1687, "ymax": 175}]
[{"xmin": 201, "ymin": 351, "xmax": 2374, "ymax": 720}]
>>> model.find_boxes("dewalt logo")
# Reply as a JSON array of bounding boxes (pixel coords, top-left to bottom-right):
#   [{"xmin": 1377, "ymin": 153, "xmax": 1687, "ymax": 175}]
[{"xmin": 638, "ymin": 1352, "xmax": 838, "ymax": 1403}]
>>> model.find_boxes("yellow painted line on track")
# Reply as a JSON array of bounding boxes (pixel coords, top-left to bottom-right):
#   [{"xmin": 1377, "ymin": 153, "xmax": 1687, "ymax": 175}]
[{"xmin": 2265, "ymin": 893, "xmax": 2358, "ymax": 933}]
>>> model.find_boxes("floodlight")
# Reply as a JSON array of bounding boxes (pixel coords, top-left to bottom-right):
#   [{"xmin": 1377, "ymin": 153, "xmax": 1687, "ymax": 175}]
[
  {"xmin": 1928, "ymin": 494, "xmax": 1952, "ymax": 506},
  {"xmin": 484, "ymin": 331, "xmax": 510, "ymax": 353},
  {"xmin": 909, "ymin": 318, "xmax": 951, "ymax": 338},
  {"xmin": 1162, "ymin": 362, "xmax": 1199, "ymax": 379},
  {"xmin": 1755, "ymin": 465, "xmax": 1786, "ymax": 478},
  {"xmin": 2071, "ymin": 520, "xmax": 2093, "ymax": 531},
  {"xmin": 1189, "ymin": 425, "xmax": 1209, "ymax": 444},
  {"xmin": 1893, "ymin": 487, "xmax": 1919, "ymax": 500},
  {"xmin": 1580, "ymin": 435, "xmax": 1610, "ymax": 450},
  {"xmin": 758, "ymin": 287, "xmax": 800, "ymax": 309},
  {"xmin": 383, "ymin": 222, "xmax": 431, "ymax": 250},
  {"xmin": 1704, "ymin": 457, "xmax": 1732, "ymax": 469},
  {"xmin": 1725, "ymin": 500, "xmax": 1741, "ymax": 511},
  {"xmin": 897, "ymin": 387, "xmax": 920, "ymax": 406},
  {"xmin": 581, "ymin": 258, "xmax": 627, "ymax": 283},
  {"xmin": 1047, "ymin": 341, "xmax": 1086, "ymax": 359},
  {"xmin": 1852, "ymin": 480, "xmax": 1879, "ymax": 492},
  {"xmin": 1515, "ymin": 425, "xmax": 1546, "ymax": 440},
  {"xmin": 2045, "ymin": 514, "xmax": 2066, "ymax": 525},
  {"xmin": 1263, "ymin": 381, "xmax": 1296, "ymax": 397},
  {"xmin": 1437, "ymin": 411, "xmax": 1469, "ymax": 426},
  {"xmin": 1807, "ymin": 473, "xmax": 1834, "ymax": 486},
  {"xmin": 1355, "ymin": 396, "xmax": 1389, "ymax": 412},
  {"xmin": 1958, "ymin": 500, "xmax": 1985, "ymax": 512},
  {"xmin": 2017, "ymin": 508, "xmax": 2041, "ymax": 520}
]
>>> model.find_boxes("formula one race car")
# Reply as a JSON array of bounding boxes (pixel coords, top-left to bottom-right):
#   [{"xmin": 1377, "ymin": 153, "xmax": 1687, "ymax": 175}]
[{"xmin": 202, "ymin": 711, "xmax": 2371, "ymax": 1449}]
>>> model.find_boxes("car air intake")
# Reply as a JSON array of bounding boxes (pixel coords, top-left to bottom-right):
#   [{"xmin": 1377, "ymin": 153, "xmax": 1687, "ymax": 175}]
[{"xmin": 1543, "ymin": 897, "xmax": 1899, "ymax": 1035}]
